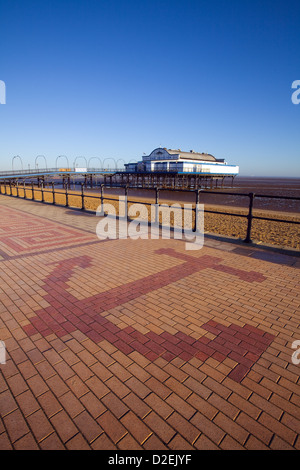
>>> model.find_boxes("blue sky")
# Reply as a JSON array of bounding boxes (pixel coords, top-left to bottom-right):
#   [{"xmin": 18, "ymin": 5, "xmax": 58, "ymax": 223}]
[{"xmin": 0, "ymin": 0, "xmax": 299, "ymax": 176}]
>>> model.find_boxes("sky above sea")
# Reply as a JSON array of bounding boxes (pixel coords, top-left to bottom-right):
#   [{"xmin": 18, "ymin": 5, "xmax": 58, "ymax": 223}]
[{"xmin": 0, "ymin": 0, "xmax": 300, "ymax": 176}]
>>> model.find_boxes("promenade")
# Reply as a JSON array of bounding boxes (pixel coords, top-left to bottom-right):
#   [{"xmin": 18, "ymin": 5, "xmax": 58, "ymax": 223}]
[{"xmin": 0, "ymin": 195, "xmax": 299, "ymax": 450}]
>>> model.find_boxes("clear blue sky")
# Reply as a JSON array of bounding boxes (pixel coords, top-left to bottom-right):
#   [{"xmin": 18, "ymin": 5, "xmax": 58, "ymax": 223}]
[{"xmin": 1, "ymin": 0, "xmax": 299, "ymax": 176}]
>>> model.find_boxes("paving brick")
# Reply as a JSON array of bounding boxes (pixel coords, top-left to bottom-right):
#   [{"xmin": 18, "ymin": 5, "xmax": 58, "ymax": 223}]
[
  {"xmin": 37, "ymin": 390, "xmax": 62, "ymax": 418},
  {"xmin": 97, "ymin": 410, "xmax": 127, "ymax": 444},
  {"xmin": 91, "ymin": 433, "xmax": 117, "ymax": 450},
  {"xmin": 207, "ymin": 392, "xmax": 239, "ymax": 420},
  {"xmin": 260, "ymin": 377, "xmax": 292, "ymax": 400},
  {"xmin": 39, "ymin": 432, "xmax": 66, "ymax": 450},
  {"xmin": 144, "ymin": 411, "xmax": 176, "ymax": 444},
  {"xmin": 164, "ymin": 377, "xmax": 192, "ymax": 400},
  {"xmin": 280, "ymin": 412, "xmax": 300, "ymax": 435},
  {"xmin": 108, "ymin": 362, "xmax": 131, "ymax": 382},
  {"xmin": 74, "ymin": 410, "xmax": 103, "ymax": 443},
  {"xmin": 3, "ymin": 409, "xmax": 30, "ymax": 443},
  {"xmin": 102, "ymin": 392, "xmax": 129, "ymax": 419},
  {"xmin": 48, "ymin": 411, "xmax": 77, "ymax": 445},
  {"xmin": 18, "ymin": 360, "xmax": 38, "ymax": 380},
  {"xmin": 213, "ymin": 412, "xmax": 249, "ymax": 445},
  {"xmin": 249, "ymin": 394, "xmax": 283, "ymax": 421},
  {"xmin": 270, "ymin": 435, "xmax": 295, "ymax": 450},
  {"xmin": 26, "ymin": 409, "xmax": 55, "ymax": 442},
  {"xmin": 117, "ymin": 433, "xmax": 142, "ymax": 450},
  {"xmin": 219, "ymin": 434, "xmax": 245, "ymax": 450},
  {"xmin": 258, "ymin": 411, "xmax": 297, "ymax": 446},
  {"xmin": 143, "ymin": 434, "xmax": 168, "ymax": 450},
  {"xmin": 187, "ymin": 393, "xmax": 218, "ymax": 420},
  {"xmin": 167, "ymin": 412, "xmax": 200, "ymax": 444},
  {"xmin": 183, "ymin": 376, "xmax": 211, "ymax": 400},
  {"xmin": 121, "ymin": 411, "xmax": 152, "ymax": 444},
  {"xmin": 228, "ymin": 392, "xmax": 261, "ymax": 420},
  {"xmin": 145, "ymin": 363, "xmax": 170, "ymax": 382},
  {"xmin": 191, "ymin": 412, "xmax": 225, "ymax": 445},
  {"xmin": 144, "ymin": 393, "xmax": 173, "ymax": 420},
  {"xmin": 236, "ymin": 412, "xmax": 273, "ymax": 446},
  {"xmin": 244, "ymin": 435, "xmax": 271, "ymax": 450},
  {"xmin": 7, "ymin": 373, "xmax": 29, "ymax": 396},
  {"xmin": 46, "ymin": 374, "xmax": 69, "ymax": 397},
  {"xmin": 194, "ymin": 434, "xmax": 220, "ymax": 450},
  {"xmin": 0, "ymin": 433, "xmax": 13, "ymax": 450},
  {"xmin": 165, "ymin": 393, "xmax": 195, "ymax": 420},
  {"xmin": 0, "ymin": 390, "xmax": 18, "ymax": 417},
  {"xmin": 269, "ymin": 393, "xmax": 300, "ymax": 419},
  {"xmin": 167, "ymin": 433, "xmax": 194, "ymax": 450},
  {"xmin": 122, "ymin": 392, "xmax": 150, "ymax": 419},
  {"xmin": 105, "ymin": 376, "xmax": 131, "ymax": 399},
  {"xmin": 35, "ymin": 360, "xmax": 56, "ymax": 380},
  {"xmin": 13, "ymin": 432, "xmax": 40, "ymax": 450},
  {"xmin": 15, "ymin": 389, "xmax": 40, "ymax": 417},
  {"xmin": 0, "ymin": 374, "xmax": 8, "ymax": 394}
]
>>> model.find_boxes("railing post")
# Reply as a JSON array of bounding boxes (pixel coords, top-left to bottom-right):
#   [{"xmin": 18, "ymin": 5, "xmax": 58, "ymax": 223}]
[
  {"xmin": 155, "ymin": 187, "xmax": 160, "ymax": 224},
  {"xmin": 125, "ymin": 185, "xmax": 128, "ymax": 219},
  {"xmin": 31, "ymin": 182, "xmax": 34, "ymax": 200},
  {"xmin": 16, "ymin": 181, "xmax": 19, "ymax": 197},
  {"xmin": 244, "ymin": 192, "xmax": 255, "ymax": 243},
  {"xmin": 65, "ymin": 183, "xmax": 69, "ymax": 207},
  {"xmin": 41, "ymin": 183, "xmax": 44, "ymax": 203},
  {"xmin": 9, "ymin": 181, "xmax": 12, "ymax": 195},
  {"xmin": 100, "ymin": 183, "xmax": 104, "ymax": 214},
  {"xmin": 194, "ymin": 189, "xmax": 200, "ymax": 232},
  {"xmin": 52, "ymin": 182, "xmax": 55, "ymax": 205},
  {"xmin": 23, "ymin": 182, "xmax": 26, "ymax": 198},
  {"xmin": 81, "ymin": 183, "xmax": 85, "ymax": 210}
]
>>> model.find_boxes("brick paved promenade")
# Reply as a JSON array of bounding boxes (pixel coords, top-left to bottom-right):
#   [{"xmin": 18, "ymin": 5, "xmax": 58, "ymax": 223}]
[{"xmin": 0, "ymin": 196, "xmax": 299, "ymax": 450}]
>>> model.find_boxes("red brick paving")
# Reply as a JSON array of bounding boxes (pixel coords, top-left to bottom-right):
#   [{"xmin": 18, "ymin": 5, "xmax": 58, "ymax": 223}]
[{"xmin": 0, "ymin": 197, "xmax": 300, "ymax": 450}]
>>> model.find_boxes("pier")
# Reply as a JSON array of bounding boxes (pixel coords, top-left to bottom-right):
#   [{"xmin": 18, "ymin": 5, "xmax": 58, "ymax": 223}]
[{"xmin": 0, "ymin": 167, "xmax": 236, "ymax": 190}]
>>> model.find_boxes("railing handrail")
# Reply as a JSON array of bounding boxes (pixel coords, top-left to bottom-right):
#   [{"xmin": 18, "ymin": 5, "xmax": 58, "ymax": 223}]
[
  {"xmin": 0, "ymin": 182, "xmax": 299, "ymax": 247},
  {"xmin": 0, "ymin": 168, "xmax": 127, "ymax": 177}
]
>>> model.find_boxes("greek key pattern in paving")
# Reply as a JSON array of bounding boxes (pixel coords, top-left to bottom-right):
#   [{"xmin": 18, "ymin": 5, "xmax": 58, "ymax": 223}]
[{"xmin": 0, "ymin": 205, "xmax": 97, "ymax": 259}]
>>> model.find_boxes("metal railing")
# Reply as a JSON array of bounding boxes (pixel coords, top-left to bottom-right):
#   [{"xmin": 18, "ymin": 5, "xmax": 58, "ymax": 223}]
[
  {"xmin": 0, "ymin": 168, "xmax": 126, "ymax": 177},
  {"xmin": 0, "ymin": 181, "xmax": 299, "ymax": 245}
]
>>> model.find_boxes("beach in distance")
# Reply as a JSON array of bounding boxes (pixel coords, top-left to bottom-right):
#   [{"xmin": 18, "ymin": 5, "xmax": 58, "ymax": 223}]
[{"xmin": 3, "ymin": 176, "xmax": 300, "ymax": 250}]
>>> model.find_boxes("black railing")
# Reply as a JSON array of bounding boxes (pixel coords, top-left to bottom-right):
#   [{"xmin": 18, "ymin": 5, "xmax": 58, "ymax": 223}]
[{"xmin": 0, "ymin": 181, "xmax": 299, "ymax": 245}]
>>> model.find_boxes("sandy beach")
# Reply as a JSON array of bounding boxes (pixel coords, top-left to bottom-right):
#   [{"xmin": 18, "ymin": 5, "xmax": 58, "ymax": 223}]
[{"xmin": 2, "ymin": 185, "xmax": 299, "ymax": 250}]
